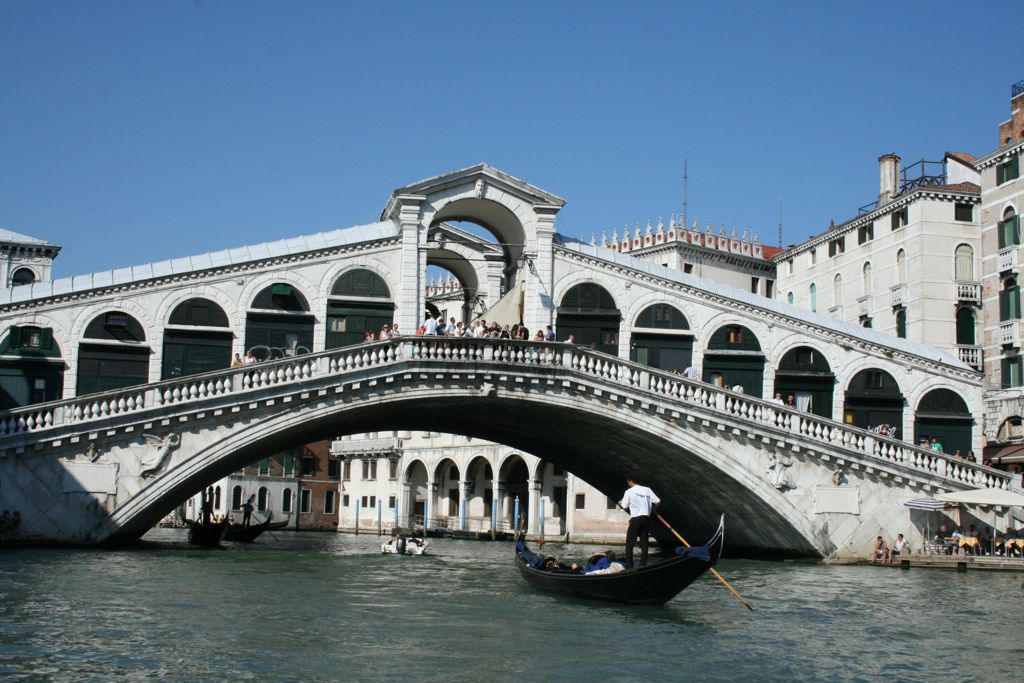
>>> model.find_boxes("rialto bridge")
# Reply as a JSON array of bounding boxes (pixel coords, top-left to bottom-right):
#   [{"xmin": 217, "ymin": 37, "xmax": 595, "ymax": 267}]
[{"xmin": 0, "ymin": 164, "xmax": 1015, "ymax": 558}]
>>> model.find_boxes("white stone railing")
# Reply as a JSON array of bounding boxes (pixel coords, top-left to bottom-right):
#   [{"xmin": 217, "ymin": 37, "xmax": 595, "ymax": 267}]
[
  {"xmin": 955, "ymin": 281, "xmax": 981, "ymax": 303},
  {"xmin": 999, "ymin": 321, "xmax": 1020, "ymax": 347},
  {"xmin": 889, "ymin": 283, "xmax": 907, "ymax": 307},
  {"xmin": 999, "ymin": 246, "xmax": 1018, "ymax": 272},
  {"xmin": 856, "ymin": 296, "xmax": 871, "ymax": 316},
  {"xmin": 0, "ymin": 337, "xmax": 1009, "ymax": 491},
  {"xmin": 956, "ymin": 345, "xmax": 983, "ymax": 371}
]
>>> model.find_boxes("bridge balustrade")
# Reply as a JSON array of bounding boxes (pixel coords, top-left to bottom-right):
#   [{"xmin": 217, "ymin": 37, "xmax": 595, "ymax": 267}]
[{"xmin": 0, "ymin": 337, "xmax": 1009, "ymax": 491}]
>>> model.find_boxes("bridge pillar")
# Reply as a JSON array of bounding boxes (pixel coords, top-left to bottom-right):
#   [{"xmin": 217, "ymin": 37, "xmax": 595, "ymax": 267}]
[
  {"xmin": 523, "ymin": 206, "xmax": 559, "ymax": 335},
  {"xmin": 458, "ymin": 480, "xmax": 469, "ymax": 531},
  {"xmin": 527, "ymin": 477, "xmax": 542, "ymax": 536},
  {"xmin": 394, "ymin": 194, "xmax": 427, "ymax": 334}
]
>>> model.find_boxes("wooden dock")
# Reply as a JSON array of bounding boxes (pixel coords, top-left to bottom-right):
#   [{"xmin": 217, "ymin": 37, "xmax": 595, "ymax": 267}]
[{"xmin": 871, "ymin": 554, "xmax": 1024, "ymax": 572}]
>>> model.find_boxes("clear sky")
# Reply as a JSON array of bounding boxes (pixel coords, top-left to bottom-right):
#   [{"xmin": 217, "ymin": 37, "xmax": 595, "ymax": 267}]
[{"xmin": 1, "ymin": 1, "xmax": 1019, "ymax": 278}]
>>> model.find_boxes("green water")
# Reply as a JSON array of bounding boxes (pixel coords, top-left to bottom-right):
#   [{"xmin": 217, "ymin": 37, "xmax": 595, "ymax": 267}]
[{"xmin": 0, "ymin": 529, "xmax": 1019, "ymax": 681}]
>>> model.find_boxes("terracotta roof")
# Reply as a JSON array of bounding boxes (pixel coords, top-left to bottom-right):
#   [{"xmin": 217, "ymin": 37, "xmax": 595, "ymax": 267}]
[
  {"xmin": 946, "ymin": 151, "xmax": 977, "ymax": 164},
  {"xmin": 760, "ymin": 245, "xmax": 785, "ymax": 259},
  {"xmin": 914, "ymin": 182, "xmax": 980, "ymax": 194}
]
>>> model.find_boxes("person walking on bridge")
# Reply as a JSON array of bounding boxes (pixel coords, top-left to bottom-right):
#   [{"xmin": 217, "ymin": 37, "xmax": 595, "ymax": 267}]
[{"xmin": 618, "ymin": 475, "xmax": 660, "ymax": 568}]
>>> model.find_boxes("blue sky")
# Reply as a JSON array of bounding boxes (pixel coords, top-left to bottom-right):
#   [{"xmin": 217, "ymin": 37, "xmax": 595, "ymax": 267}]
[{"xmin": 1, "ymin": 1, "xmax": 1019, "ymax": 278}]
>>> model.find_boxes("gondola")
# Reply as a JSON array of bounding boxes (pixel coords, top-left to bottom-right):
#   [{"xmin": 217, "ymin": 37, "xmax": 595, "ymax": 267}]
[
  {"xmin": 514, "ymin": 515, "xmax": 725, "ymax": 605},
  {"xmin": 225, "ymin": 513, "xmax": 273, "ymax": 543},
  {"xmin": 187, "ymin": 518, "xmax": 229, "ymax": 548}
]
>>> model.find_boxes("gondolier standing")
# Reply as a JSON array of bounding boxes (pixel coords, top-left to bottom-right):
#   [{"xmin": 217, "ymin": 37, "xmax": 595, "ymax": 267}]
[{"xmin": 619, "ymin": 475, "xmax": 660, "ymax": 568}]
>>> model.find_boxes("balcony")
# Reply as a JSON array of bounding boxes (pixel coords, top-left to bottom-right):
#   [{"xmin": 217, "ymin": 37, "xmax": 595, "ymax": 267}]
[
  {"xmin": 889, "ymin": 284, "xmax": 907, "ymax": 308},
  {"xmin": 857, "ymin": 295, "xmax": 871, "ymax": 316},
  {"xmin": 827, "ymin": 306, "xmax": 841, "ymax": 318},
  {"xmin": 956, "ymin": 345, "xmax": 983, "ymax": 371},
  {"xmin": 331, "ymin": 436, "xmax": 402, "ymax": 457},
  {"xmin": 999, "ymin": 320, "xmax": 1021, "ymax": 347},
  {"xmin": 999, "ymin": 246, "xmax": 1019, "ymax": 272},
  {"xmin": 955, "ymin": 281, "xmax": 981, "ymax": 304}
]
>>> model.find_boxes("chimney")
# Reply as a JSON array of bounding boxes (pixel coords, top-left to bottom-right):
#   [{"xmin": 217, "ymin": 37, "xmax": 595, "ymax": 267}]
[{"xmin": 878, "ymin": 153, "xmax": 901, "ymax": 205}]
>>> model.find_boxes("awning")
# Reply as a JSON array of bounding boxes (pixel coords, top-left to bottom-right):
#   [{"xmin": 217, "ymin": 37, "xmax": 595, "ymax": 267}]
[
  {"xmin": 474, "ymin": 281, "xmax": 523, "ymax": 328},
  {"xmin": 984, "ymin": 443, "xmax": 1024, "ymax": 465},
  {"xmin": 903, "ymin": 498, "xmax": 949, "ymax": 511},
  {"xmin": 934, "ymin": 488, "xmax": 1024, "ymax": 506}
]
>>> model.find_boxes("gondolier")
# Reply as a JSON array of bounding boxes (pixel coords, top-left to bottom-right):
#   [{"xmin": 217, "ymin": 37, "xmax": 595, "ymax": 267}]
[{"xmin": 619, "ymin": 475, "xmax": 660, "ymax": 568}]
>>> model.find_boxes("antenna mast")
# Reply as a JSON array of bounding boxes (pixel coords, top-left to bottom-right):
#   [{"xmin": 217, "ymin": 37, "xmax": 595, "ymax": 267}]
[
  {"xmin": 682, "ymin": 159, "xmax": 689, "ymax": 228},
  {"xmin": 778, "ymin": 195, "xmax": 784, "ymax": 249}
]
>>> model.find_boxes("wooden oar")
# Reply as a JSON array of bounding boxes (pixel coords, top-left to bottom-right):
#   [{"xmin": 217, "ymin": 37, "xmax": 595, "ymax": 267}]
[{"xmin": 656, "ymin": 514, "xmax": 753, "ymax": 611}]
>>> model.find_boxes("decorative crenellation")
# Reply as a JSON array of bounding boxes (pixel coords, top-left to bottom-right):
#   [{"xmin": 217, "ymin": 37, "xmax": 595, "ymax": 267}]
[
  {"xmin": 425, "ymin": 273, "xmax": 465, "ymax": 298},
  {"xmin": 591, "ymin": 215, "xmax": 767, "ymax": 260}
]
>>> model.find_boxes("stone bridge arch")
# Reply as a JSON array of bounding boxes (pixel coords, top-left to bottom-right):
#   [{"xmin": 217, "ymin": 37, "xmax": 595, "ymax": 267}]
[{"xmin": 98, "ymin": 372, "xmax": 825, "ymax": 557}]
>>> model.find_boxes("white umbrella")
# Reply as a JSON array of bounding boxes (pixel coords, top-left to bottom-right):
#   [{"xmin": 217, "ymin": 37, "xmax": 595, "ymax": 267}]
[
  {"xmin": 903, "ymin": 498, "xmax": 949, "ymax": 546},
  {"xmin": 934, "ymin": 488, "xmax": 1024, "ymax": 506},
  {"xmin": 934, "ymin": 488, "xmax": 1024, "ymax": 555}
]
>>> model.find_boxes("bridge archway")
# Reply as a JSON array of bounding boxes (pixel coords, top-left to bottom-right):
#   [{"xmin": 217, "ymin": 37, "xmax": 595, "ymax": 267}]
[
  {"xmin": 773, "ymin": 345, "xmax": 835, "ymax": 417},
  {"xmin": 629, "ymin": 303, "xmax": 693, "ymax": 372},
  {"xmin": 500, "ymin": 454, "xmax": 530, "ymax": 531},
  {"xmin": 404, "ymin": 459, "xmax": 429, "ymax": 524},
  {"xmin": 78, "ymin": 311, "xmax": 151, "ymax": 395},
  {"xmin": 161, "ymin": 298, "xmax": 233, "ymax": 379},
  {"xmin": 465, "ymin": 455, "xmax": 494, "ymax": 522},
  {"xmin": 435, "ymin": 458, "xmax": 461, "ymax": 523},
  {"xmin": 325, "ymin": 269, "xmax": 394, "ymax": 348},
  {"xmin": 703, "ymin": 324, "xmax": 764, "ymax": 397},
  {"xmin": 915, "ymin": 389, "xmax": 972, "ymax": 455},
  {"xmin": 844, "ymin": 368, "xmax": 903, "ymax": 432},
  {"xmin": 431, "ymin": 199, "xmax": 527, "ymax": 287},
  {"xmin": 556, "ymin": 283, "xmax": 621, "ymax": 354},
  {"xmin": 245, "ymin": 283, "xmax": 315, "ymax": 360},
  {"xmin": 0, "ymin": 322, "xmax": 65, "ymax": 409}
]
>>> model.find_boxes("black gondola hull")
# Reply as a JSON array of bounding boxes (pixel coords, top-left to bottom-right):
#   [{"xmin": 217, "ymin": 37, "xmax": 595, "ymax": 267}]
[
  {"xmin": 515, "ymin": 516, "xmax": 724, "ymax": 605},
  {"xmin": 225, "ymin": 513, "xmax": 273, "ymax": 543},
  {"xmin": 187, "ymin": 520, "xmax": 228, "ymax": 548}
]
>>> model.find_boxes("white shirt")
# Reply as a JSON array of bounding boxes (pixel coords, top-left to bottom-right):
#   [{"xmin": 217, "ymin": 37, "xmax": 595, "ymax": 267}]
[
  {"xmin": 423, "ymin": 317, "xmax": 437, "ymax": 335},
  {"xmin": 619, "ymin": 484, "xmax": 660, "ymax": 517}
]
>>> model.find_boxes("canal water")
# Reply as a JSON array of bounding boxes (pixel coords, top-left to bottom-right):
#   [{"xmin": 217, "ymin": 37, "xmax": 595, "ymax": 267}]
[{"xmin": 1, "ymin": 530, "xmax": 1019, "ymax": 682}]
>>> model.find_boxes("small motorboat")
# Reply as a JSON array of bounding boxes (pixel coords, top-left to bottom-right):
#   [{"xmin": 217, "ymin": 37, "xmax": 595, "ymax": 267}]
[
  {"xmin": 187, "ymin": 518, "xmax": 229, "ymax": 548},
  {"xmin": 381, "ymin": 536, "xmax": 429, "ymax": 555},
  {"xmin": 225, "ymin": 513, "xmax": 273, "ymax": 543},
  {"xmin": 514, "ymin": 515, "xmax": 725, "ymax": 605}
]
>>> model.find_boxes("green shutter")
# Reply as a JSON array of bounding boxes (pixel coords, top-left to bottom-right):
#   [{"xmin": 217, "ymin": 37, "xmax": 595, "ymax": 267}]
[
  {"xmin": 1012, "ymin": 288, "xmax": 1022, "ymax": 320},
  {"xmin": 8, "ymin": 326, "xmax": 20, "ymax": 349},
  {"xmin": 39, "ymin": 328, "xmax": 52, "ymax": 350}
]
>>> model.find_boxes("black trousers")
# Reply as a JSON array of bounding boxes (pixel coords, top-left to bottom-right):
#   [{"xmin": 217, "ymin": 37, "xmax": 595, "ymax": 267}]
[{"xmin": 625, "ymin": 515, "xmax": 651, "ymax": 567}]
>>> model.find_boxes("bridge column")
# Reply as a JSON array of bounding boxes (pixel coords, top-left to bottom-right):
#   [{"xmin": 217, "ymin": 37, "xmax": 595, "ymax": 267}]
[
  {"xmin": 399, "ymin": 481, "xmax": 412, "ymax": 529},
  {"xmin": 426, "ymin": 477, "xmax": 437, "ymax": 529},
  {"xmin": 523, "ymin": 206, "xmax": 559, "ymax": 335},
  {"xmin": 527, "ymin": 477, "xmax": 542, "ymax": 536},
  {"xmin": 495, "ymin": 479, "xmax": 507, "ymax": 530},
  {"xmin": 458, "ymin": 480, "xmax": 469, "ymax": 531},
  {"xmin": 393, "ymin": 194, "xmax": 427, "ymax": 334}
]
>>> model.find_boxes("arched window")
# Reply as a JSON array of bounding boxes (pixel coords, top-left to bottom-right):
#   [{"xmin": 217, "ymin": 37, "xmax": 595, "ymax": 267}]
[
  {"xmin": 282, "ymin": 488, "xmax": 293, "ymax": 513},
  {"xmin": 833, "ymin": 274, "xmax": 843, "ymax": 308},
  {"xmin": 896, "ymin": 250, "xmax": 907, "ymax": 283},
  {"xmin": 999, "ymin": 207, "xmax": 1020, "ymax": 249},
  {"xmin": 954, "ymin": 244, "xmax": 974, "ymax": 281},
  {"xmin": 213, "ymin": 486, "xmax": 222, "ymax": 510},
  {"xmin": 862, "ymin": 262, "xmax": 872, "ymax": 296},
  {"xmin": 787, "ymin": 291, "xmax": 794, "ymax": 304},
  {"xmin": 10, "ymin": 268, "xmax": 36, "ymax": 286},
  {"xmin": 231, "ymin": 486, "xmax": 243, "ymax": 510},
  {"xmin": 257, "ymin": 486, "xmax": 269, "ymax": 512},
  {"xmin": 809, "ymin": 283, "xmax": 817, "ymax": 312}
]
